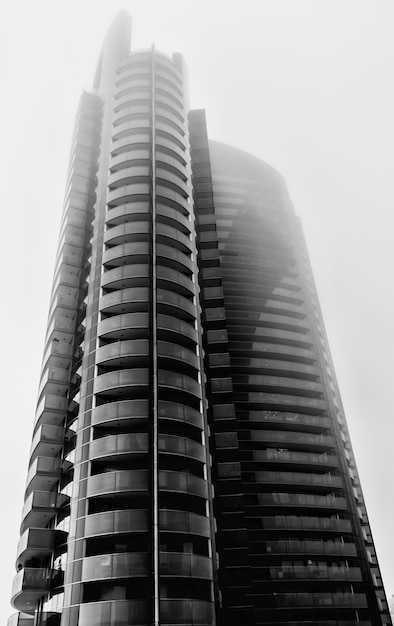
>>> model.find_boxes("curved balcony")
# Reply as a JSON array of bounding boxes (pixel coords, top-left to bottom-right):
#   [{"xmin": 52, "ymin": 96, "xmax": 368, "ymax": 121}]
[
  {"xmin": 20, "ymin": 491, "xmax": 68, "ymax": 534},
  {"xmin": 105, "ymin": 202, "xmax": 150, "ymax": 227},
  {"xmin": 7, "ymin": 613, "xmax": 34, "ymax": 626},
  {"xmin": 108, "ymin": 165, "xmax": 151, "ymax": 189},
  {"xmin": 91, "ymin": 400, "xmax": 149, "ymax": 428},
  {"xmin": 114, "ymin": 86, "xmax": 150, "ymax": 104},
  {"xmin": 160, "ymin": 599, "xmax": 214, "ymax": 625},
  {"xmin": 242, "ymin": 430, "xmax": 334, "ymax": 450},
  {"xmin": 159, "ymin": 434, "xmax": 205, "ymax": 462},
  {"xmin": 11, "ymin": 568, "xmax": 64, "ymax": 613},
  {"xmin": 159, "ymin": 471, "xmax": 208, "ymax": 499},
  {"xmin": 155, "ymin": 109, "xmax": 185, "ymax": 135},
  {"xmin": 158, "ymin": 341, "xmax": 199, "ymax": 370},
  {"xmin": 100, "ymin": 263, "xmax": 149, "ymax": 296},
  {"xmin": 156, "ymin": 186, "xmax": 190, "ymax": 215},
  {"xmin": 109, "ymin": 149, "xmax": 150, "ymax": 173},
  {"xmin": 245, "ymin": 411, "xmax": 330, "ymax": 433},
  {"xmin": 262, "ymin": 539, "xmax": 357, "ymax": 557},
  {"xmin": 25, "ymin": 458, "xmax": 61, "ymax": 497},
  {"xmin": 102, "ymin": 242, "xmax": 150, "ymax": 267},
  {"xmin": 114, "ymin": 75, "xmax": 150, "ymax": 93},
  {"xmin": 96, "ymin": 340, "xmax": 149, "ymax": 367},
  {"xmin": 155, "ymin": 153, "xmax": 188, "ymax": 182},
  {"xmin": 234, "ymin": 375, "xmax": 323, "ymax": 398},
  {"xmin": 155, "ymin": 86, "xmax": 183, "ymax": 110},
  {"xmin": 89, "ymin": 433, "xmax": 149, "ymax": 461},
  {"xmin": 267, "ymin": 565, "xmax": 362, "ymax": 582},
  {"xmin": 156, "ymin": 120, "xmax": 186, "ymax": 147},
  {"xmin": 160, "ymin": 552, "xmax": 212, "ymax": 579},
  {"xmin": 158, "ymin": 370, "xmax": 202, "ymax": 400},
  {"xmin": 29, "ymin": 425, "xmax": 64, "ymax": 464},
  {"xmin": 111, "ymin": 120, "xmax": 150, "ymax": 143},
  {"xmin": 160, "ymin": 510, "xmax": 211, "ymax": 537},
  {"xmin": 81, "ymin": 553, "xmax": 148, "ymax": 582},
  {"xmin": 78, "ymin": 600, "xmax": 148, "ymax": 626},
  {"xmin": 37, "ymin": 367, "xmax": 70, "ymax": 402},
  {"xmin": 158, "ymin": 314, "xmax": 198, "ymax": 346},
  {"xmin": 41, "ymin": 341, "xmax": 73, "ymax": 373},
  {"xmin": 97, "ymin": 312, "xmax": 149, "ymax": 341},
  {"xmin": 99, "ymin": 288, "xmax": 150, "ymax": 315},
  {"xmin": 104, "ymin": 222, "xmax": 150, "ymax": 247},
  {"xmin": 156, "ymin": 244, "xmax": 193, "ymax": 274},
  {"xmin": 110, "ymin": 134, "xmax": 150, "ymax": 157},
  {"xmin": 155, "ymin": 135, "xmax": 186, "ymax": 164},
  {"xmin": 260, "ymin": 592, "xmax": 367, "ymax": 609},
  {"xmin": 112, "ymin": 105, "xmax": 150, "ymax": 126},
  {"xmin": 157, "ymin": 222, "xmax": 192, "ymax": 253},
  {"xmin": 231, "ymin": 357, "xmax": 319, "ymax": 380},
  {"xmin": 86, "ymin": 470, "xmax": 149, "ymax": 498},
  {"xmin": 158, "ymin": 401, "xmax": 204, "ymax": 430},
  {"xmin": 242, "ymin": 471, "xmax": 342, "ymax": 492},
  {"xmin": 155, "ymin": 73, "xmax": 183, "ymax": 97},
  {"xmin": 157, "ymin": 202, "xmax": 191, "ymax": 230},
  {"xmin": 157, "ymin": 266, "xmax": 194, "ymax": 297},
  {"xmin": 253, "ymin": 515, "xmax": 352, "ymax": 534},
  {"xmin": 243, "ymin": 449, "xmax": 338, "ymax": 470},
  {"xmin": 245, "ymin": 492, "xmax": 347, "ymax": 512},
  {"xmin": 240, "ymin": 392, "xmax": 326, "ymax": 415},
  {"xmin": 157, "ymin": 292, "xmax": 196, "ymax": 324},
  {"xmin": 84, "ymin": 509, "xmax": 149, "ymax": 537},
  {"xmin": 93, "ymin": 369, "xmax": 149, "ymax": 397},
  {"xmin": 16, "ymin": 528, "xmax": 67, "ymax": 569}
]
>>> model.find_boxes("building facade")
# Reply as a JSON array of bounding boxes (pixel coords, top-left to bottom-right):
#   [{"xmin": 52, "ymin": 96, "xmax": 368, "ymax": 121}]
[{"xmin": 9, "ymin": 12, "xmax": 391, "ymax": 626}]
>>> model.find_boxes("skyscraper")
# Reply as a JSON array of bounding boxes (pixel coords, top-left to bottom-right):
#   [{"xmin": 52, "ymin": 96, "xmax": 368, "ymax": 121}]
[{"xmin": 9, "ymin": 12, "xmax": 391, "ymax": 626}]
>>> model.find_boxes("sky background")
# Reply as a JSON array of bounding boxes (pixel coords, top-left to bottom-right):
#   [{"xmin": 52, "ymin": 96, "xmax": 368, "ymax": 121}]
[{"xmin": 1, "ymin": 0, "xmax": 394, "ymax": 621}]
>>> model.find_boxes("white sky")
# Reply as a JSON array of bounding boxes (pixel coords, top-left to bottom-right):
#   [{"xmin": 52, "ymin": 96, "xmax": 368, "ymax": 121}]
[{"xmin": 1, "ymin": 0, "xmax": 394, "ymax": 621}]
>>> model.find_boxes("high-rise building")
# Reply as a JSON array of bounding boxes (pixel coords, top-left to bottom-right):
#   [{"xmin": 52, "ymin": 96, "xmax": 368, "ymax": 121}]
[{"xmin": 9, "ymin": 12, "xmax": 391, "ymax": 626}]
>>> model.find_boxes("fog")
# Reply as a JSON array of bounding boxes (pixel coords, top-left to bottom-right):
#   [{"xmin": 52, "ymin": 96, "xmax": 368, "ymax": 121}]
[{"xmin": 1, "ymin": 1, "xmax": 394, "ymax": 621}]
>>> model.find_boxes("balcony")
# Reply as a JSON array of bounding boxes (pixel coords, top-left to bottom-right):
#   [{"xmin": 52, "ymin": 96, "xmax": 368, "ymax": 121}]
[
  {"xmin": 157, "ymin": 266, "xmax": 195, "ymax": 298},
  {"xmin": 159, "ymin": 471, "xmax": 208, "ymax": 499},
  {"xmin": 20, "ymin": 491, "xmax": 67, "ymax": 534},
  {"xmin": 160, "ymin": 510, "xmax": 211, "ymax": 537},
  {"xmin": 103, "ymin": 222, "xmax": 150, "ymax": 247},
  {"xmin": 97, "ymin": 312, "xmax": 149, "ymax": 341},
  {"xmin": 102, "ymin": 242, "xmax": 150, "ymax": 267},
  {"xmin": 156, "ymin": 223, "xmax": 192, "ymax": 254},
  {"xmin": 7, "ymin": 614, "xmax": 34, "ymax": 626},
  {"xmin": 160, "ymin": 552, "xmax": 212, "ymax": 579},
  {"xmin": 160, "ymin": 600, "xmax": 214, "ymax": 625},
  {"xmin": 16, "ymin": 528, "xmax": 67, "ymax": 569},
  {"xmin": 99, "ymin": 287, "xmax": 150, "ymax": 316},
  {"xmin": 25, "ymin": 458, "xmax": 62, "ymax": 497},
  {"xmin": 159, "ymin": 434, "xmax": 205, "ymax": 462},
  {"xmin": 96, "ymin": 340, "xmax": 149, "ymax": 368},
  {"xmin": 91, "ymin": 399, "xmax": 149, "ymax": 428},
  {"xmin": 266, "ymin": 565, "xmax": 362, "ymax": 582},
  {"xmin": 11, "ymin": 568, "xmax": 63, "ymax": 613},
  {"xmin": 156, "ymin": 245, "xmax": 193, "ymax": 275},
  {"xmin": 255, "ymin": 515, "xmax": 352, "ymax": 534},
  {"xmin": 81, "ymin": 553, "xmax": 148, "ymax": 581},
  {"xmin": 93, "ymin": 368, "xmax": 149, "ymax": 397},
  {"xmin": 89, "ymin": 433, "xmax": 149, "ymax": 461},
  {"xmin": 84, "ymin": 509, "xmax": 149, "ymax": 537},
  {"xmin": 158, "ymin": 401, "xmax": 204, "ymax": 430},
  {"xmin": 79, "ymin": 600, "xmax": 148, "ymax": 626},
  {"xmin": 29, "ymin": 425, "xmax": 64, "ymax": 464},
  {"xmin": 158, "ymin": 370, "xmax": 202, "ymax": 400},
  {"xmin": 262, "ymin": 539, "xmax": 357, "ymax": 557},
  {"xmin": 34, "ymin": 396, "xmax": 67, "ymax": 430},
  {"xmin": 101, "ymin": 264, "xmax": 150, "ymax": 291},
  {"xmin": 86, "ymin": 470, "xmax": 149, "ymax": 498}
]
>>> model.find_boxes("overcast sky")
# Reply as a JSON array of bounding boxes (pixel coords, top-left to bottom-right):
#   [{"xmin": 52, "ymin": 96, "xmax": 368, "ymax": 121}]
[{"xmin": 1, "ymin": 0, "xmax": 394, "ymax": 621}]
